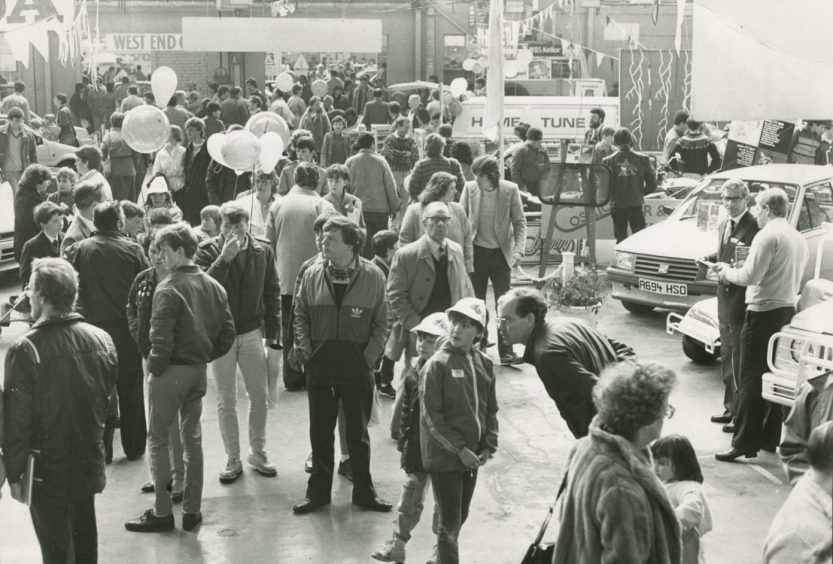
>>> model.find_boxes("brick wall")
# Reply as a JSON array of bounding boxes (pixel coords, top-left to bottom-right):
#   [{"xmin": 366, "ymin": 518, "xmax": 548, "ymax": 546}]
[{"xmin": 154, "ymin": 51, "xmax": 207, "ymax": 91}]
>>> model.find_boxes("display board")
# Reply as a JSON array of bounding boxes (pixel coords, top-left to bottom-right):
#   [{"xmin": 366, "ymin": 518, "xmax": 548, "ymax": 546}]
[{"xmin": 722, "ymin": 120, "xmax": 795, "ymax": 170}]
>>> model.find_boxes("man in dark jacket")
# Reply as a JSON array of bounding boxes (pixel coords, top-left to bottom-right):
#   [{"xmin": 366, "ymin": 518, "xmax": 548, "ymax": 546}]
[
  {"xmin": 66, "ymin": 201, "xmax": 150, "ymax": 462},
  {"xmin": 497, "ymin": 287, "xmax": 636, "ymax": 438},
  {"xmin": 510, "ymin": 127, "xmax": 549, "ymax": 196},
  {"xmin": 206, "ymin": 157, "xmax": 252, "ymax": 205},
  {"xmin": 0, "ymin": 107, "xmax": 38, "ymax": 195},
  {"xmin": 126, "ymin": 223, "xmax": 235, "ymax": 533},
  {"xmin": 292, "ymin": 215, "xmax": 392, "ymax": 515},
  {"xmin": 602, "ymin": 127, "xmax": 657, "ymax": 243},
  {"xmin": 195, "ymin": 202, "xmax": 281, "ymax": 485},
  {"xmin": 179, "ymin": 117, "xmax": 211, "ymax": 225},
  {"xmin": 4, "ymin": 257, "xmax": 118, "ymax": 563},
  {"xmin": 668, "ymin": 118, "xmax": 722, "ymax": 177},
  {"xmin": 362, "ymin": 88, "xmax": 391, "ymax": 129},
  {"xmin": 220, "ymin": 86, "xmax": 250, "ymax": 128},
  {"xmin": 19, "ymin": 201, "xmax": 64, "ymax": 291}
]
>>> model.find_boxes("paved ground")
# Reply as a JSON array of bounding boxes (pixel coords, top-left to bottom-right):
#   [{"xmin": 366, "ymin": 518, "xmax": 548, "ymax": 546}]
[{"xmin": 0, "ymin": 272, "xmax": 789, "ymax": 563}]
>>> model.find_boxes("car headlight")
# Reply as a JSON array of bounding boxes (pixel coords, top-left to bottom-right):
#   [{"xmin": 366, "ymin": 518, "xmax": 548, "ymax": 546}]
[{"xmin": 613, "ymin": 251, "xmax": 635, "ymax": 271}]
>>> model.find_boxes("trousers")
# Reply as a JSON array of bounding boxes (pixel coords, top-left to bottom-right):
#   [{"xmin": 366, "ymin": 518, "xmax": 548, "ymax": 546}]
[
  {"xmin": 363, "ymin": 211, "xmax": 390, "ymax": 259},
  {"xmin": 470, "ymin": 245, "xmax": 512, "ymax": 356},
  {"xmin": 431, "ymin": 470, "xmax": 478, "ymax": 564},
  {"xmin": 211, "ymin": 328, "xmax": 269, "ymax": 460},
  {"xmin": 30, "ymin": 495, "xmax": 97, "ymax": 564},
  {"xmin": 719, "ymin": 322, "xmax": 742, "ymax": 418},
  {"xmin": 732, "ymin": 307, "xmax": 793, "ymax": 452},
  {"xmin": 281, "ymin": 294, "xmax": 305, "ymax": 388},
  {"xmin": 393, "ymin": 472, "xmax": 439, "ymax": 543},
  {"xmin": 148, "ymin": 364, "xmax": 206, "ymax": 517},
  {"xmin": 610, "ymin": 206, "xmax": 646, "ymax": 243},
  {"xmin": 143, "ymin": 358, "xmax": 184, "ymax": 490},
  {"xmin": 307, "ymin": 375, "xmax": 375, "ymax": 502}
]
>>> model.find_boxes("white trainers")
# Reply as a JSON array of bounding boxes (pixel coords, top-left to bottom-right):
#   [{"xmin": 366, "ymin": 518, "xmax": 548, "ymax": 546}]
[
  {"xmin": 371, "ymin": 537, "xmax": 406, "ymax": 563},
  {"xmin": 219, "ymin": 458, "xmax": 243, "ymax": 484},
  {"xmin": 247, "ymin": 451, "xmax": 277, "ymax": 477}
]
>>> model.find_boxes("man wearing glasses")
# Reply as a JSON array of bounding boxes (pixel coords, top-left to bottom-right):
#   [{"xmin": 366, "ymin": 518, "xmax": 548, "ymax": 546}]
[
  {"xmin": 497, "ymin": 287, "xmax": 636, "ymax": 438},
  {"xmin": 386, "ymin": 201, "xmax": 474, "ymax": 386},
  {"xmin": 704, "ymin": 179, "xmax": 759, "ymax": 433}
]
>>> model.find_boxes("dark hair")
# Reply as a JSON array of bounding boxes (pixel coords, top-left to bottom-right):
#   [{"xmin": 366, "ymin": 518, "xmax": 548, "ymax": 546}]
[
  {"xmin": 127, "ymin": 85, "xmax": 139, "ymax": 96},
  {"xmin": 34, "ymin": 201, "xmax": 63, "ymax": 226},
  {"xmin": 325, "ymin": 164, "xmax": 349, "ymax": 181},
  {"xmin": 323, "ymin": 215, "xmax": 365, "ymax": 253},
  {"xmin": 500, "ymin": 287, "xmax": 548, "ymax": 326},
  {"xmin": 292, "ymin": 84, "xmax": 302, "ymax": 95},
  {"xmin": 373, "ymin": 88, "xmax": 383, "ymax": 98},
  {"xmin": 345, "ymin": 107, "xmax": 359, "ymax": 126},
  {"xmin": 393, "ymin": 116, "xmax": 410, "ymax": 129},
  {"xmin": 120, "ymin": 200, "xmax": 145, "ymax": 220},
  {"xmin": 110, "ymin": 111, "xmax": 125, "ymax": 128},
  {"xmin": 450, "ymin": 142, "xmax": 473, "ymax": 166},
  {"xmin": 245, "ymin": 77, "xmax": 258, "ymax": 88},
  {"xmin": 168, "ymin": 96, "xmax": 178, "ymax": 107},
  {"xmin": 674, "ymin": 110, "xmax": 690, "ymax": 126},
  {"xmin": 143, "ymin": 92, "xmax": 155, "ymax": 103},
  {"xmin": 248, "ymin": 96, "xmax": 265, "ymax": 111},
  {"xmin": 389, "ymin": 101, "xmax": 400, "ymax": 116},
  {"xmin": 513, "ymin": 122, "xmax": 531, "ymax": 141},
  {"xmin": 55, "ymin": 92, "xmax": 68, "ymax": 104},
  {"xmin": 601, "ymin": 126, "xmax": 616, "ymax": 137},
  {"xmin": 295, "ymin": 136, "xmax": 317, "ymax": 154},
  {"xmin": 424, "ymin": 133, "xmax": 446, "ymax": 158},
  {"xmin": 13, "ymin": 80, "xmax": 25, "ymax": 93},
  {"xmin": 590, "ymin": 107, "xmax": 605, "ymax": 122},
  {"xmin": 217, "ymin": 85, "xmax": 230, "ymax": 97},
  {"xmin": 372, "ymin": 229, "xmax": 398, "ymax": 258},
  {"xmin": 356, "ymin": 133, "xmax": 375, "ymax": 150},
  {"xmin": 471, "ymin": 155, "xmax": 500, "ymax": 187},
  {"xmin": 156, "ymin": 223, "xmax": 199, "ymax": 258},
  {"xmin": 19, "ymin": 164, "xmax": 52, "ymax": 193},
  {"xmin": 207, "ymin": 101, "xmax": 221, "ymax": 115},
  {"xmin": 209, "ymin": 82, "xmax": 219, "ymax": 93},
  {"xmin": 230, "ymin": 86, "xmax": 243, "ymax": 98},
  {"xmin": 295, "ymin": 161, "xmax": 320, "ymax": 188},
  {"xmin": 31, "ymin": 258, "xmax": 77, "ymax": 314},
  {"xmin": 148, "ymin": 207, "xmax": 174, "ymax": 227},
  {"xmin": 77, "ymin": 146, "xmax": 104, "ymax": 171},
  {"xmin": 331, "ymin": 115, "xmax": 347, "ymax": 128},
  {"xmin": 220, "ymin": 202, "xmax": 250, "ymax": 224},
  {"xmin": 168, "ymin": 124, "xmax": 184, "ymax": 144},
  {"xmin": 73, "ymin": 182, "xmax": 103, "ymax": 209},
  {"xmin": 7, "ymin": 107, "xmax": 24, "ymax": 120},
  {"xmin": 200, "ymin": 204, "xmax": 222, "ymax": 225},
  {"xmin": 526, "ymin": 127, "xmax": 543, "ymax": 141},
  {"xmin": 416, "ymin": 108, "xmax": 431, "ymax": 126},
  {"xmin": 93, "ymin": 201, "xmax": 123, "ymax": 231},
  {"xmin": 686, "ymin": 118, "xmax": 702, "ymax": 131},
  {"xmin": 185, "ymin": 116, "xmax": 206, "ymax": 137},
  {"xmin": 437, "ymin": 124, "xmax": 453, "ymax": 138},
  {"xmin": 650, "ymin": 435, "xmax": 704, "ymax": 484},
  {"xmin": 313, "ymin": 210, "xmax": 339, "ymax": 233},
  {"xmin": 420, "ymin": 172, "xmax": 456, "ymax": 205},
  {"xmin": 474, "ymin": 77, "xmax": 486, "ymax": 87},
  {"xmin": 613, "ymin": 127, "xmax": 633, "ymax": 148}
]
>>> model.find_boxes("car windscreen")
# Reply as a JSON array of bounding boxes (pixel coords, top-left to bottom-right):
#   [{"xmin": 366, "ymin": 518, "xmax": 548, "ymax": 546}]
[{"xmin": 671, "ymin": 178, "xmax": 799, "ymax": 229}]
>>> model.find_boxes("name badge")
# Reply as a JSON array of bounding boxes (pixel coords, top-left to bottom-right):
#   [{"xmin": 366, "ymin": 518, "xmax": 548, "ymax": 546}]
[
  {"xmin": 730, "ymin": 238, "xmax": 740, "ymax": 245},
  {"xmin": 452, "ymin": 369, "xmax": 465, "ymax": 379}
]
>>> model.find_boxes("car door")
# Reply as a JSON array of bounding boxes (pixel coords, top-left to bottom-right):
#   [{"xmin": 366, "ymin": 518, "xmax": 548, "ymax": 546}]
[{"xmin": 794, "ymin": 181, "xmax": 833, "ymax": 283}]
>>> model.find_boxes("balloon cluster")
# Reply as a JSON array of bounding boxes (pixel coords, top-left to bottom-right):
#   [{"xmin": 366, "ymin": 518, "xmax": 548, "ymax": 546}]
[
  {"xmin": 207, "ymin": 115, "xmax": 288, "ymax": 174},
  {"xmin": 462, "ymin": 50, "xmax": 534, "ymax": 79},
  {"xmin": 122, "ymin": 66, "xmax": 180, "ymax": 153}
]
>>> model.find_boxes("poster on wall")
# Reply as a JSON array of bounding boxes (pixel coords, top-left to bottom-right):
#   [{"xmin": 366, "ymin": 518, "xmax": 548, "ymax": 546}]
[
  {"xmin": 528, "ymin": 59, "xmax": 551, "ymax": 80},
  {"xmin": 723, "ymin": 119, "xmax": 795, "ymax": 170}
]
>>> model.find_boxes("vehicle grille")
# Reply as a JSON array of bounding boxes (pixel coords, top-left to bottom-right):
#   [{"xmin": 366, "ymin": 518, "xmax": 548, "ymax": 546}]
[
  {"xmin": 0, "ymin": 241, "xmax": 14, "ymax": 266},
  {"xmin": 634, "ymin": 255, "xmax": 699, "ymax": 282}
]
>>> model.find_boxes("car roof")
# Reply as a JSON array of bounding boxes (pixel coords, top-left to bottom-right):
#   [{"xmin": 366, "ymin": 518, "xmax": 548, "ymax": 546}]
[{"xmin": 710, "ymin": 164, "xmax": 833, "ymax": 185}]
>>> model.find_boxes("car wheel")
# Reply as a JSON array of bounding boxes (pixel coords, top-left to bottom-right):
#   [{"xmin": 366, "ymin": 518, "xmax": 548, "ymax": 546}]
[
  {"xmin": 621, "ymin": 301, "xmax": 655, "ymax": 314},
  {"xmin": 682, "ymin": 335, "xmax": 718, "ymax": 365}
]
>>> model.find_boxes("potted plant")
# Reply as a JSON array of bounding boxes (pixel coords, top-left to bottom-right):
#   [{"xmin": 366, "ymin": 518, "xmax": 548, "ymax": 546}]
[{"xmin": 542, "ymin": 266, "xmax": 608, "ymax": 325}]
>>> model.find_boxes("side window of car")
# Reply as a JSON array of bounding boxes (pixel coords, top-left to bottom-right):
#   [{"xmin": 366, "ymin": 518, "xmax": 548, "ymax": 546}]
[{"xmin": 798, "ymin": 182, "xmax": 833, "ymax": 232}]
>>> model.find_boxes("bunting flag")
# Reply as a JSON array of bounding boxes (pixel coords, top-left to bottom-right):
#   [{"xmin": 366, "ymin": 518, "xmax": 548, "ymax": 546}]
[
  {"xmin": 651, "ymin": 0, "xmax": 660, "ymax": 25},
  {"xmin": 483, "ymin": 0, "xmax": 504, "ymax": 142},
  {"xmin": 674, "ymin": 0, "xmax": 685, "ymax": 54},
  {"xmin": 595, "ymin": 51, "xmax": 605, "ymax": 67},
  {"xmin": 0, "ymin": 0, "xmax": 87, "ymax": 66}
]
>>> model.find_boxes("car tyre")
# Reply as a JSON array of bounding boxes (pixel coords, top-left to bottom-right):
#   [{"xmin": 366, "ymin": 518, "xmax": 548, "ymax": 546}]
[
  {"xmin": 682, "ymin": 335, "xmax": 718, "ymax": 365},
  {"xmin": 621, "ymin": 301, "xmax": 655, "ymax": 314}
]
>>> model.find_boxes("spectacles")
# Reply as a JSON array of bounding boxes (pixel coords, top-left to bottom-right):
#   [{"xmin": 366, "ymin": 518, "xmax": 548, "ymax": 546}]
[
  {"xmin": 425, "ymin": 216, "xmax": 451, "ymax": 224},
  {"xmin": 665, "ymin": 404, "xmax": 676, "ymax": 419},
  {"xmin": 497, "ymin": 316, "xmax": 517, "ymax": 327},
  {"xmin": 721, "ymin": 196, "xmax": 743, "ymax": 201}
]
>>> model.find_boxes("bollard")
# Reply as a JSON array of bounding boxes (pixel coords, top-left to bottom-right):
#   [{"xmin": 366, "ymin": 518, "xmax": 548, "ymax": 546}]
[{"xmin": 562, "ymin": 251, "xmax": 575, "ymax": 284}]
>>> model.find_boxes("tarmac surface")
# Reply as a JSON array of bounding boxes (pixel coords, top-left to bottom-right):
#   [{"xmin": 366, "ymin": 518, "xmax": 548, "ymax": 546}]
[{"xmin": 0, "ymin": 274, "xmax": 789, "ymax": 563}]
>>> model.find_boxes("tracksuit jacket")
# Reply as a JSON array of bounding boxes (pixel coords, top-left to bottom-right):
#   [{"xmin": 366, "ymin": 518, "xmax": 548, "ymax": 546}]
[
  {"xmin": 293, "ymin": 256, "xmax": 390, "ymax": 386},
  {"xmin": 419, "ymin": 342, "xmax": 499, "ymax": 472}
]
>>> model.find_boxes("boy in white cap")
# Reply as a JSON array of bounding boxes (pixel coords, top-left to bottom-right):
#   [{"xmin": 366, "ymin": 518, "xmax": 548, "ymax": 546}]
[
  {"xmin": 420, "ymin": 297, "xmax": 498, "ymax": 564},
  {"xmin": 142, "ymin": 174, "xmax": 183, "ymax": 231},
  {"xmin": 372, "ymin": 312, "xmax": 447, "ymax": 564}
]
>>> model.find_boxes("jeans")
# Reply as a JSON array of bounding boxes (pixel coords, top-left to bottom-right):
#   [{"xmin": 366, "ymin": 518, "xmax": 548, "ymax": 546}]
[
  {"xmin": 148, "ymin": 364, "xmax": 207, "ymax": 517},
  {"xmin": 281, "ymin": 294, "xmax": 305, "ymax": 388},
  {"xmin": 719, "ymin": 322, "xmax": 742, "ymax": 418},
  {"xmin": 211, "ymin": 329, "xmax": 269, "ymax": 460},
  {"xmin": 393, "ymin": 472, "xmax": 438, "ymax": 543},
  {"xmin": 732, "ymin": 307, "xmax": 793, "ymax": 452},
  {"xmin": 110, "ymin": 175, "xmax": 137, "ymax": 202},
  {"xmin": 391, "ymin": 170, "xmax": 410, "ymax": 232},
  {"xmin": 363, "ymin": 211, "xmax": 390, "ymax": 259},
  {"xmin": 30, "ymin": 495, "xmax": 97, "ymax": 564},
  {"xmin": 470, "ymin": 246, "xmax": 512, "ymax": 356},
  {"xmin": 143, "ymin": 358, "xmax": 184, "ymax": 491},
  {"xmin": 610, "ymin": 206, "xmax": 647, "ymax": 243},
  {"xmin": 307, "ymin": 376, "xmax": 375, "ymax": 502},
  {"xmin": 431, "ymin": 470, "xmax": 478, "ymax": 564},
  {"xmin": 5, "ymin": 169, "xmax": 22, "ymax": 197}
]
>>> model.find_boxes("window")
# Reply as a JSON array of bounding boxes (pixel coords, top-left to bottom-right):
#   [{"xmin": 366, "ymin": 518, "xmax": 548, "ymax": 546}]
[
  {"xmin": 443, "ymin": 34, "xmax": 466, "ymax": 69},
  {"xmin": 797, "ymin": 182, "xmax": 833, "ymax": 232}
]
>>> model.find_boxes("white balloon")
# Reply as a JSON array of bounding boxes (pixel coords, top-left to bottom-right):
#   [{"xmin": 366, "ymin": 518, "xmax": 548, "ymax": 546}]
[
  {"xmin": 258, "ymin": 132, "xmax": 285, "ymax": 173},
  {"xmin": 471, "ymin": 62, "xmax": 484, "ymax": 74},
  {"xmin": 222, "ymin": 130, "xmax": 260, "ymax": 171},
  {"xmin": 462, "ymin": 58, "xmax": 476, "ymax": 72},
  {"xmin": 122, "ymin": 105, "xmax": 170, "ymax": 153},
  {"xmin": 246, "ymin": 112, "xmax": 291, "ymax": 146},
  {"xmin": 207, "ymin": 133, "xmax": 229, "ymax": 168},
  {"xmin": 516, "ymin": 49, "xmax": 534, "ymax": 63},
  {"xmin": 504, "ymin": 60, "xmax": 519, "ymax": 78},
  {"xmin": 450, "ymin": 77, "xmax": 468, "ymax": 97},
  {"xmin": 274, "ymin": 73, "xmax": 294, "ymax": 93},
  {"xmin": 151, "ymin": 66, "xmax": 177, "ymax": 108},
  {"xmin": 311, "ymin": 79, "xmax": 328, "ymax": 98}
]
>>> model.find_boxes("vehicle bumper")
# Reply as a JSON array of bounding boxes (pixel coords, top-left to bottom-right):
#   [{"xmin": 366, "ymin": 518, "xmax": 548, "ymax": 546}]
[
  {"xmin": 607, "ymin": 268, "xmax": 716, "ymax": 312},
  {"xmin": 0, "ymin": 237, "xmax": 16, "ymax": 274},
  {"xmin": 666, "ymin": 312, "xmax": 721, "ymax": 353},
  {"xmin": 762, "ymin": 371, "xmax": 797, "ymax": 407}
]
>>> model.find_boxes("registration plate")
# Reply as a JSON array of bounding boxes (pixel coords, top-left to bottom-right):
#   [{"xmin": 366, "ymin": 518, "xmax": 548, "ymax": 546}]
[{"xmin": 638, "ymin": 279, "xmax": 688, "ymax": 296}]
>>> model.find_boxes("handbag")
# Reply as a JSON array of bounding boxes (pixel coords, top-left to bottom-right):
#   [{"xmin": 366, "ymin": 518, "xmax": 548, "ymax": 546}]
[{"xmin": 521, "ymin": 470, "xmax": 568, "ymax": 564}]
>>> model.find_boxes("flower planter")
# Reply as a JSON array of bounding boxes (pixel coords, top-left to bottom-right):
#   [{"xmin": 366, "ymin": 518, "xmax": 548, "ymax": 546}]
[{"xmin": 558, "ymin": 303, "xmax": 603, "ymax": 327}]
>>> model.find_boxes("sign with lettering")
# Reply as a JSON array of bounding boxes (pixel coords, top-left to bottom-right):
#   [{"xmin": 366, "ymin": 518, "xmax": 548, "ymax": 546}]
[
  {"xmin": 723, "ymin": 120, "xmax": 795, "ymax": 170},
  {"xmin": 105, "ymin": 34, "xmax": 184, "ymax": 53},
  {"xmin": 524, "ymin": 42, "xmax": 563, "ymax": 58},
  {"xmin": 0, "ymin": 0, "xmax": 76, "ymax": 64}
]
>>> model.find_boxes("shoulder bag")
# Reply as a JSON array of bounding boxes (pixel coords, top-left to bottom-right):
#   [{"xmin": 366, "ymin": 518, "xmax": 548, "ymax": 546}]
[{"xmin": 520, "ymin": 470, "xmax": 568, "ymax": 564}]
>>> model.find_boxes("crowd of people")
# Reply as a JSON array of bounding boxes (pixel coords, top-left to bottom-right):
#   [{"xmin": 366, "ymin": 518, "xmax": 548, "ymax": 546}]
[{"xmin": 0, "ymin": 66, "xmax": 830, "ymax": 564}]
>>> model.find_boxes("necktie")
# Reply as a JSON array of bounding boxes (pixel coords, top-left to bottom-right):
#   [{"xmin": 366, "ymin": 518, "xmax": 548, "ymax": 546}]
[
  {"xmin": 437, "ymin": 244, "xmax": 447, "ymax": 263},
  {"xmin": 723, "ymin": 219, "xmax": 735, "ymax": 246},
  {"xmin": 50, "ymin": 238, "xmax": 59, "ymax": 255}
]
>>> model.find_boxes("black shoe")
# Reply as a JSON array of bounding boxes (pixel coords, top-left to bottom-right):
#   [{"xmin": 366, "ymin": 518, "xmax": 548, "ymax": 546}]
[
  {"xmin": 715, "ymin": 448, "xmax": 757, "ymax": 462},
  {"xmin": 125, "ymin": 452, "xmax": 144, "ymax": 462},
  {"xmin": 710, "ymin": 414, "xmax": 732, "ymax": 424},
  {"xmin": 182, "ymin": 512, "xmax": 202, "ymax": 531},
  {"xmin": 722, "ymin": 423, "xmax": 736, "ymax": 434},
  {"xmin": 338, "ymin": 459, "xmax": 353, "ymax": 482},
  {"xmin": 293, "ymin": 498, "xmax": 330, "ymax": 514},
  {"xmin": 354, "ymin": 496, "xmax": 393, "ymax": 512},
  {"xmin": 285, "ymin": 383, "xmax": 306, "ymax": 392},
  {"xmin": 125, "ymin": 509, "xmax": 175, "ymax": 532},
  {"xmin": 761, "ymin": 445, "xmax": 777, "ymax": 453},
  {"xmin": 141, "ymin": 482, "xmax": 155, "ymax": 493},
  {"xmin": 171, "ymin": 490, "xmax": 184, "ymax": 504},
  {"xmin": 379, "ymin": 384, "xmax": 396, "ymax": 400},
  {"xmin": 304, "ymin": 453, "xmax": 313, "ymax": 474}
]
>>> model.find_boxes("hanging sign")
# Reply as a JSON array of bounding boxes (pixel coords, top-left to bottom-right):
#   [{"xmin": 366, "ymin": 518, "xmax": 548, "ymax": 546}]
[
  {"xmin": 0, "ymin": 0, "xmax": 77, "ymax": 64},
  {"xmin": 104, "ymin": 34, "xmax": 184, "ymax": 52}
]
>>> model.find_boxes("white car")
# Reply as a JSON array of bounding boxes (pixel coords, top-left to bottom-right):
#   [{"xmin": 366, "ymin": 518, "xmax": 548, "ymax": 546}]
[
  {"xmin": 0, "ymin": 181, "xmax": 14, "ymax": 273},
  {"xmin": 607, "ymin": 164, "xmax": 833, "ymax": 314},
  {"xmin": 1, "ymin": 113, "xmax": 90, "ymax": 171}
]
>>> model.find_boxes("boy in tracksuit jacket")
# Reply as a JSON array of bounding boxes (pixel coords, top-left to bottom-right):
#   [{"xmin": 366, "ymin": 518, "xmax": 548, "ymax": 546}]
[
  {"xmin": 420, "ymin": 297, "xmax": 499, "ymax": 564},
  {"xmin": 372, "ymin": 312, "xmax": 447, "ymax": 564}
]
